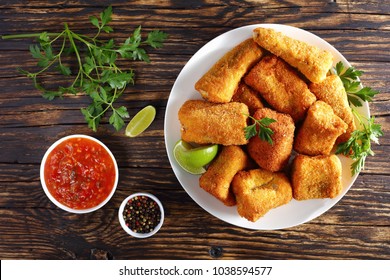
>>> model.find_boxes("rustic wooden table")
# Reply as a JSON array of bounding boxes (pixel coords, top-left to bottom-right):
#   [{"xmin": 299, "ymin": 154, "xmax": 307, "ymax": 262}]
[{"xmin": 0, "ymin": 0, "xmax": 389, "ymax": 260}]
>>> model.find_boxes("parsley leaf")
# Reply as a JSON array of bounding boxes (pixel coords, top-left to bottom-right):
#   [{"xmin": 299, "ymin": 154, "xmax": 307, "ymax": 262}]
[
  {"xmin": 244, "ymin": 116, "xmax": 276, "ymax": 145},
  {"xmin": 146, "ymin": 30, "xmax": 169, "ymax": 48},
  {"xmin": 100, "ymin": 5, "xmax": 112, "ymax": 26},
  {"xmin": 333, "ymin": 61, "xmax": 384, "ymax": 175},
  {"xmin": 89, "ymin": 16, "xmax": 99, "ymax": 28},
  {"xmin": 336, "ymin": 113, "xmax": 383, "ymax": 175},
  {"xmin": 334, "ymin": 61, "xmax": 379, "ymax": 107},
  {"xmin": 109, "ymin": 106, "xmax": 129, "ymax": 131},
  {"xmin": 2, "ymin": 6, "xmax": 167, "ymax": 132}
]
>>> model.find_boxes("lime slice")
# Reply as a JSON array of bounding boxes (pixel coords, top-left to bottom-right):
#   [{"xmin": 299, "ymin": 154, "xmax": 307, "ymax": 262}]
[
  {"xmin": 125, "ymin": 105, "xmax": 156, "ymax": 137},
  {"xmin": 173, "ymin": 140, "xmax": 218, "ymax": 175}
]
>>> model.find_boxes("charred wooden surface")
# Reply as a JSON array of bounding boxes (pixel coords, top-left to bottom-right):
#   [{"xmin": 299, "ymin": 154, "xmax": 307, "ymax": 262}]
[{"xmin": 0, "ymin": 0, "xmax": 389, "ymax": 259}]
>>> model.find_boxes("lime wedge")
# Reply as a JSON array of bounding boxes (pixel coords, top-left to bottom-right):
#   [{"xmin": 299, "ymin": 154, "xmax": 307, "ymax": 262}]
[
  {"xmin": 125, "ymin": 105, "xmax": 156, "ymax": 137},
  {"xmin": 173, "ymin": 140, "xmax": 218, "ymax": 175}
]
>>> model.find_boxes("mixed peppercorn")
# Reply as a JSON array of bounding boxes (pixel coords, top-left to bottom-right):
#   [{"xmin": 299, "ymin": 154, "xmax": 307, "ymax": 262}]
[{"xmin": 123, "ymin": 195, "xmax": 161, "ymax": 234}]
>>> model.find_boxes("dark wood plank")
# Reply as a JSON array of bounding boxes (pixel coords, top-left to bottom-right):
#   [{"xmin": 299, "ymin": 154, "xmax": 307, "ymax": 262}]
[
  {"xmin": 1, "ymin": 0, "xmax": 389, "ymax": 14},
  {"xmin": 0, "ymin": 164, "xmax": 389, "ymax": 221},
  {"xmin": 0, "ymin": 4, "xmax": 389, "ymax": 39},
  {"xmin": 0, "ymin": 172, "xmax": 388, "ymax": 259}
]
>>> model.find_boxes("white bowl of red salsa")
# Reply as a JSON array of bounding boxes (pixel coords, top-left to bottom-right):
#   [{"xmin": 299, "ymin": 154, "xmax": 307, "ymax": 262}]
[{"xmin": 40, "ymin": 134, "xmax": 119, "ymax": 214}]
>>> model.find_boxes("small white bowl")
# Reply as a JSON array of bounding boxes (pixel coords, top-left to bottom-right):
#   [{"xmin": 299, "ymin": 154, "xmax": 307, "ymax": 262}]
[
  {"xmin": 40, "ymin": 134, "xmax": 119, "ymax": 214},
  {"xmin": 118, "ymin": 193, "xmax": 164, "ymax": 238}
]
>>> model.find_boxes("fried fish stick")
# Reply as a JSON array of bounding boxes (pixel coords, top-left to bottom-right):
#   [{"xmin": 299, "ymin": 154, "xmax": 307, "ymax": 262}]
[
  {"xmin": 232, "ymin": 169, "xmax": 292, "ymax": 222},
  {"xmin": 294, "ymin": 101, "xmax": 348, "ymax": 155},
  {"xmin": 195, "ymin": 38, "xmax": 264, "ymax": 103},
  {"xmin": 309, "ymin": 75, "xmax": 356, "ymax": 143},
  {"xmin": 253, "ymin": 27, "xmax": 333, "ymax": 83},
  {"xmin": 244, "ymin": 55, "xmax": 316, "ymax": 122},
  {"xmin": 200, "ymin": 146, "xmax": 250, "ymax": 206},
  {"xmin": 247, "ymin": 108, "xmax": 295, "ymax": 172},
  {"xmin": 291, "ymin": 154, "xmax": 342, "ymax": 200},
  {"xmin": 232, "ymin": 82, "xmax": 264, "ymax": 114},
  {"xmin": 178, "ymin": 100, "xmax": 249, "ymax": 145}
]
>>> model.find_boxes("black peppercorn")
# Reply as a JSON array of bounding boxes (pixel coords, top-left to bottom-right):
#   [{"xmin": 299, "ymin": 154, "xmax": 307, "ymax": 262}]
[{"xmin": 123, "ymin": 195, "xmax": 161, "ymax": 234}]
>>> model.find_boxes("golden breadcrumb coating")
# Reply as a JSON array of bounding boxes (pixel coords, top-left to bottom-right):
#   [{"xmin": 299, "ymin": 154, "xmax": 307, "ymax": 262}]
[
  {"xmin": 309, "ymin": 75, "xmax": 356, "ymax": 143},
  {"xmin": 232, "ymin": 169, "xmax": 292, "ymax": 222},
  {"xmin": 195, "ymin": 38, "xmax": 264, "ymax": 103},
  {"xmin": 291, "ymin": 154, "xmax": 342, "ymax": 200},
  {"xmin": 178, "ymin": 100, "xmax": 249, "ymax": 145},
  {"xmin": 199, "ymin": 146, "xmax": 251, "ymax": 206},
  {"xmin": 247, "ymin": 108, "xmax": 295, "ymax": 172},
  {"xmin": 252, "ymin": 27, "xmax": 333, "ymax": 83},
  {"xmin": 244, "ymin": 55, "xmax": 316, "ymax": 122},
  {"xmin": 294, "ymin": 101, "xmax": 348, "ymax": 155},
  {"xmin": 232, "ymin": 82, "xmax": 264, "ymax": 115}
]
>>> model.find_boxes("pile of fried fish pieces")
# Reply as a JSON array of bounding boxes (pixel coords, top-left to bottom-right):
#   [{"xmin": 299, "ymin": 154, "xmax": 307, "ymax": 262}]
[{"xmin": 178, "ymin": 28, "xmax": 355, "ymax": 222}]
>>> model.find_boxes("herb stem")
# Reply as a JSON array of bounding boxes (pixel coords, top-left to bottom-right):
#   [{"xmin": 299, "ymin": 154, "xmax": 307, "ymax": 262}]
[
  {"xmin": 93, "ymin": 26, "xmax": 102, "ymax": 41},
  {"xmin": 57, "ymin": 34, "xmax": 67, "ymax": 67},
  {"xmin": 47, "ymin": 31, "xmax": 66, "ymax": 46},
  {"xmin": 69, "ymin": 31, "xmax": 94, "ymax": 48},
  {"xmin": 1, "ymin": 33, "xmax": 61, "ymax": 40},
  {"xmin": 32, "ymin": 53, "xmax": 60, "ymax": 76},
  {"xmin": 88, "ymin": 45, "xmax": 100, "ymax": 79},
  {"xmin": 64, "ymin": 24, "xmax": 84, "ymax": 86}
]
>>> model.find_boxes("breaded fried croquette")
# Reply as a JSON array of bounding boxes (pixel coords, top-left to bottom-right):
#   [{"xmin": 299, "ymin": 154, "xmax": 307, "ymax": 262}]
[
  {"xmin": 244, "ymin": 55, "xmax": 316, "ymax": 122},
  {"xmin": 178, "ymin": 100, "xmax": 249, "ymax": 145},
  {"xmin": 232, "ymin": 82, "xmax": 264, "ymax": 114},
  {"xmin": 247, "ymin": 108, "xmax": 295, "ymax": 172},
  {"xmin": 294, "ymin": 101, "xmax": 348, "ymax": 156},
  {"xmin": 195, "ymin": 39, "xmax": 264, "ymax": 103},
  {"xmin": 309, "ymin": 75, "xmax": 356, "ymax": 143},
  {"xmin": 291, "ymin": 154, "xmax": 342, "ymax": 200},
  {"xmin": 252, "ymin": 27, "xmax": 333, "ymax": 83},
  {"xmin": 199, "ymin": 146, "xmax": 250, "ymax": 206},
  {"xmin": 232, "ymin": 169, "xmax": 292, "ymax": 222}
]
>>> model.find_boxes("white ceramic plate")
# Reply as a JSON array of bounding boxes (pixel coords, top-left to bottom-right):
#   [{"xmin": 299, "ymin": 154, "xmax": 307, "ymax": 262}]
[{"xmin": 164, "ymin": 24, "xmax": 369, "ymax": 230}]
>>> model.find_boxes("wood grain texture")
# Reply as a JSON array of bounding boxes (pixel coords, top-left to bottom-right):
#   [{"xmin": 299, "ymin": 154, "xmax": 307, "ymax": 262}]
[{"xmin": 0, "ymin": 0, "xmax": 389, "ymax": 260}]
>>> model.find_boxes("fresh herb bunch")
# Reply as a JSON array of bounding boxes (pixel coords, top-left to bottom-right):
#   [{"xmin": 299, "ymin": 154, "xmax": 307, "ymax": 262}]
[
  {"xmin": 334, "ymin": 62, "xmax": 383, "ymax": 175},
  {"xmin": 2, "ymin": 6, "xmax": 168, "ymax": 131},
  {"xmin": 244, "ymin": 116, "xmax": 276, "ymax": 145}
]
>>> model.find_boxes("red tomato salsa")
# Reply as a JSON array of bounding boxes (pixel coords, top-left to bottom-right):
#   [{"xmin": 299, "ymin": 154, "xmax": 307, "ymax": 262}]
[{"xmin": 44, "ymin": 137, "xmax": 116, "ymax": 210}]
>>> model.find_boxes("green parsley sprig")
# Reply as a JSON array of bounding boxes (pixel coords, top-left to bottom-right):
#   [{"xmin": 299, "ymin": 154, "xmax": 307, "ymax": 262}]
[
  {"xmin": 334, "ymin": 61, "xmax": 379, "ymax": 107},
  {"xmin": 336, "ymin": 111, "xmax": 383, "ymax": 176},
  {"xmin": 244, "ymin": 116, "xmax": 276, "ymax": 145},
  {"xmin": 334, "ymin": 62, "xmax": 383, "ymax": 175},
  {"xmin": 2, "ymin": 6, "xmax": 168, "ymax": 131}
]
